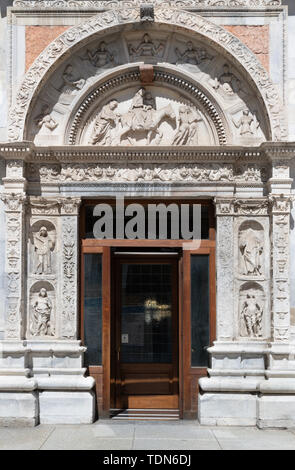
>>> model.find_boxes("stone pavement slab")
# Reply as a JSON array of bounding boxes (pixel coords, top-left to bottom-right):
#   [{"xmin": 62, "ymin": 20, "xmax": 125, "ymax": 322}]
[{"xmin": 0, "ymin": 421, "xmax": 295, "ymax": 450}]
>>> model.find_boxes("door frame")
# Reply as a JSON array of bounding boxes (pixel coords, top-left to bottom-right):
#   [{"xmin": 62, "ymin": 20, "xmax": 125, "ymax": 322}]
[
  {"xmin": 80, "ymin": 199, "xmax": 216, "ymax": 418},
  {"xmin": 112, "ymin": 254, "xmax": 179, "ymax": 410}
]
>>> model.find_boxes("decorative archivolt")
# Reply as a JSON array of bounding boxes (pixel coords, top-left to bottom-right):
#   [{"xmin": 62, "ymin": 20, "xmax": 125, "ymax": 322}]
[
  {"xmin": 9, "ymin": 6, "xmax": 285, "ymax": 144},
  {"xmin": 12, "ymin": 1, "xmax": 282, "ymax": 9}
]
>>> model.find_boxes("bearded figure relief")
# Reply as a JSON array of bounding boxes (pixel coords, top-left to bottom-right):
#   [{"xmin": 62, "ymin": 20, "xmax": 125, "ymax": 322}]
[
  {"xmin": 30, "ymin": 287, "xmax": 54, "ymax": 337},
  {"xmin": 239, "ymin": 227, "xmax": 263, "ymax": 276},
  {"xmin": 33, "ymin": 226, "xmax": 55, "ymax": 275}
]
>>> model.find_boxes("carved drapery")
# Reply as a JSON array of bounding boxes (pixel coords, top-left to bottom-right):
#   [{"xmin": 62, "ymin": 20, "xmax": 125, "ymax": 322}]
[{"xmin": 1, "ymin": 193, "xmax": 26, "ymax": 339}]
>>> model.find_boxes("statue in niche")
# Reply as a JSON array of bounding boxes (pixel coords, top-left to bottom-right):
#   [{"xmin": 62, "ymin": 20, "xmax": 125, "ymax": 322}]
[
  {"xmin": 34, "ymin": 104, "xmax": 58, "ymax": 132},
  {"xmin": 233, "ymin": 110, "xmax": 260, "ymax": 136},
  {"xmin": 60, "ymin": 65, "xmax": 85, "ymax": 95},
  {"xmin": 239, "ymin": 228, "xmax": 263, "ymax": 276},
  {"xmin": 90, "ymin": 100, "xmax": 121, "ymax": 145},
  {"xmin": 33, "ymin": 226, "xmax": 55, "ymax": 275},
  {"xmin": 241, "ymin": 293, "xmax": 263, "ymax": 338},
  {"xmin": 128, "ymin": 33, "xmax": 164, "ymax": 57},
  {"xmin": 172, "ymin": 105, "xmax": 202, "ymax": 145},
  {"xmin": 175, "ymin": 41, "xmax": 213, "ymax": 65},
  {"xmin": 30, "ymin": 288, "xmax": 54, "ymax": 337},
  {"xmin": 211, "ymin": 63, "xmax": 240, "ymax": 95},
  {"xmin": 85, "ymin": 41, "xmax": 115, "ymax": 67}
]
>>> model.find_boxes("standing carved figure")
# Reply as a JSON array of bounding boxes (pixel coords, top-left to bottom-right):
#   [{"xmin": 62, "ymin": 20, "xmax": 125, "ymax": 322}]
[
  {"xmin": 233, "ymin": 110, "xmax": 259, "ymax": 136},
  {"xmin": 90, "ymin": 100, "xmax": 120, "ymax": 145},
  {"xmin": 172, "ymin": 106, "xmax": 202, "ymax": 145},
  {"xmin": 31, "ymin": 288, "xmax": 54, "ymax": 336},
  {"xmin": 34, "ymin": 226, "xmax": 55, "ymax": 275},
  {"xmin": 239, "ymin": 228, "xmax": 263, "ymax": 276},
  {"xmin": 241, "ymin": 293, "xmax": 263, "ymax": 338}
]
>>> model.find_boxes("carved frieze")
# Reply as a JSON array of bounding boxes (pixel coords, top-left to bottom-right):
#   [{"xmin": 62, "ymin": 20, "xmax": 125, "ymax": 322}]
[{"xmin": 12, "ymin": 1, "xmax": 283, "ymax": 8}]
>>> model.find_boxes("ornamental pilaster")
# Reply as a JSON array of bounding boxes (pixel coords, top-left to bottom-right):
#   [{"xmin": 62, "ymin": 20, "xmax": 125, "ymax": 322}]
[
  {"xmin": 269, "ymin": 195, "xmax": 292, "ymax": 342},
  {"xmin": 214, "ymin": 198, "xmax": 235, "ymax": 341},
  {"xmin": 1, "ymin": 193, "xmax": 27, "ymax": 339},
  {"xmin": 59, "ymin": 197, "xmax": 81, "ymax": 339}
]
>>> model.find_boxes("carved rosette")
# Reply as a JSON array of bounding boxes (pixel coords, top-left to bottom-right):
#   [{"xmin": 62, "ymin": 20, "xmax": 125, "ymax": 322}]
[
  {"xmin": 60, "ymin": 198, "xmax": 81, "ymax": 339},
  {"xmin": 215, "ymin": 198, "xmax": 235, "ymax": 340},
  {"xmin": 270, "ymin": 196, "xmax": 292, "ymax": 342},
  {"xmin": 1, "ymin": 193, "xmax": 26, "ymax": 339}
]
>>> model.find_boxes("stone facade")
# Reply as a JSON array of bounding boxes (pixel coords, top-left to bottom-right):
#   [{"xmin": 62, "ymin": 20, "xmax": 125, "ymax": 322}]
[{"xmin": 0, "ymin": 0, "xmax": 294, "ymax": 427}]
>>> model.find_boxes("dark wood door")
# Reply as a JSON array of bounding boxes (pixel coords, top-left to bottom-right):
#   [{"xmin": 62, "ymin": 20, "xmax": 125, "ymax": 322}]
[{"xmin": 113, "ymin": 256, "xmax": 179, "ymax": 410}]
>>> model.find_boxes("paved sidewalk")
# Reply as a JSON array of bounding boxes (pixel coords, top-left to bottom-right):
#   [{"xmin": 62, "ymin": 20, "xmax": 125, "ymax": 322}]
[{"xmin": 0, "ymin": 421, "xmax": 295, "ymax": 450}]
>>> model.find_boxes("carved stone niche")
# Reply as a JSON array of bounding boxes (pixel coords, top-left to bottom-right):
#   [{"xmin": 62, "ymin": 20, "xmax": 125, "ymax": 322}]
[
  {"xmin": 238, "ymin": 220, "xmax": 264, "ymax": 279},
  {"xmin": 28, "ymin": 281, "xmax": 56, "ymax": 339},
  {"xmin": 239, "ymin": 282, "xmax": 265, "ymax": 340},
  {"xmin": 29, "ymin": 220, "xmax": 56, "ymax": 278}
]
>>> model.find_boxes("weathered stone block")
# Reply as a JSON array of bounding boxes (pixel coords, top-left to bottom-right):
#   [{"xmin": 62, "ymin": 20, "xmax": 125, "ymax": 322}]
[
  {"xmin": 0, "ymin": 392, "xmax": 38, "ymax": 426},
  {"xmin": 198, "ymin": 393, "xmax": 257, "ymax": 426},
  {"xmin": 39, "ymin": 391, "xmax": 95, "ymax": 424}
]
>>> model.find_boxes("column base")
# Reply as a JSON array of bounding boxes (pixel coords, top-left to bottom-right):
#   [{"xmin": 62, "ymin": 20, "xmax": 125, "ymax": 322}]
[
  {"xmin": 39, "ymin": 391, "xmax": 95, "ymax": 424},
  {"xmin": 0, "ymin": 392, "xmax": 38, "ymax": 426}
]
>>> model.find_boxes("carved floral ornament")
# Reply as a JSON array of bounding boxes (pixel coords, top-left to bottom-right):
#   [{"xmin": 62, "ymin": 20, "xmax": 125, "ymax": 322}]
[
  {"xmin": 9, "ymin": 7, "xmax": 285, "ymax": 143},
  {"xmin": 12, "ymin": 1, "xmax": 282, "ymax": 9}
]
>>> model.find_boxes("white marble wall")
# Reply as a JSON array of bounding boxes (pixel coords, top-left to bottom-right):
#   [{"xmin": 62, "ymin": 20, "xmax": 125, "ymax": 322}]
[
  {"xmin": 0, "ymin": 12, "xmax": 8, "ymax": 141},
  {"xmin": 0, "ymin": 159, "xmax": 5, "ymax": 339}
]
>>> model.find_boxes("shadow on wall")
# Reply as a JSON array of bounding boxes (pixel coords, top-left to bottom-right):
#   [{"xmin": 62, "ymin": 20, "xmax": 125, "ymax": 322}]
[{"xmin": 283, "ymin": 0, "xmax": 295, "ymax": 15}]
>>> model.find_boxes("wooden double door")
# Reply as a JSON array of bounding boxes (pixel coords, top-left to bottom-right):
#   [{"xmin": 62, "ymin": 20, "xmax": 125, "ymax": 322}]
[{"xmin": 111, "ymin": 255, "xmax": 179, "ymax": 410}]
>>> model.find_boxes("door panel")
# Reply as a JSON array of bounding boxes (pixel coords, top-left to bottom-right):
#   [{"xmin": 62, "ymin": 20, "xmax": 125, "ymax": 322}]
[{"xmin": 113, "ymin": 257, "xmax": 179, "ymax": 409}]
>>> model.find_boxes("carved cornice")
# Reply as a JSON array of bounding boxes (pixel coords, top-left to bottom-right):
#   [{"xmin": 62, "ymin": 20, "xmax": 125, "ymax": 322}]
[
  {"xmin": 12, "ymin": 1, "xmax": 282, "ymax": 10},
  {"xmin": 8, "ymin": 7, "xmax": 285, "ymax": 143}
]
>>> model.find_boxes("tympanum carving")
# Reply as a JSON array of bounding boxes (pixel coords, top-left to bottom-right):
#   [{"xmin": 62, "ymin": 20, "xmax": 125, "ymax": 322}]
[{"xmin": 128, "ymin": 33, "xmax": 165, "ymax": 58}]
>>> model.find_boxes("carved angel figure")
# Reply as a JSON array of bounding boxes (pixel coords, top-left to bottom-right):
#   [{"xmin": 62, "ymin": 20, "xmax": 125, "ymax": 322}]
[
  {"xmin": 175, "ymin": 41, "xmax": 213, "ymax": 65},
  {"xmin": 239, "ymin": 228, "xmax": 263, "ymax": 276},
  {"xmin": 86, "ymin": 41, "xmax": 114, "ymax": 67},
  {"xmin": 34, "ymin": 104, "xmax": 58, "ymax": 132},
  {"xmin": 233, "ymin": 110, "xmax": 259, "ymax": 136},
  {"xmin": 61, "ymin": 65, "xmax": 85, "ymax": 95},
  {"xmin": 241, "ymin": 293, "xmax": 263, "ymax": 338},
  {"xmin": 128, "ymin": 33, "xmax": 164, "ymax": 57},
  {"xmin": 33, "ymin": 226, "xmax": 55, "ymax": 275},
  {"xmin": 31, "ymin": 288, "xmax": 54, "ymax": 337},
  {"xmin": 172, "ymin": 106, "xmax": 202, "ymax": 145},
  {"xmin": 90, "ymin": 100, "xmax": 120, "ymax": 145},
  {"xmin": 211, "ymin": 63, "xmax": 240, "ymax": 95}
]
